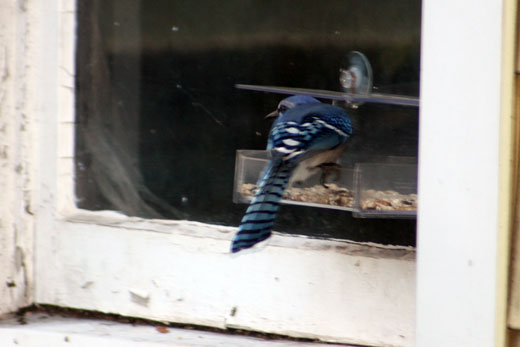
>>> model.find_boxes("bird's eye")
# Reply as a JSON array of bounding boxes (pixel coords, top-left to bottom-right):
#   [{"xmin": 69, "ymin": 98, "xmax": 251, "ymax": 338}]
[{"xmin": 278, "ymin": 105, "xmax": 288, "ymax": 113}]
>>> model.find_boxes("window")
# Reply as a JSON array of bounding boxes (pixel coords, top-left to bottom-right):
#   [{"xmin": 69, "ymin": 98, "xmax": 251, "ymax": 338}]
[
  {"xmin": 39, "ymin": 1, "xmax": 418, "ymax": 345},
  {"xmin": 74, "ymin": 0, "xmax": 420, "ymax": 245},
  {"xmin": 1, "ymin": 0, "xmax": 510, "ymax": 346}
]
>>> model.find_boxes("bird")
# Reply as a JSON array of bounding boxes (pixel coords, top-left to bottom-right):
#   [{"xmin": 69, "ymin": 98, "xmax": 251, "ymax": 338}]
[{"xmin": 231, "ymin": 95, "xmax": 353, "ymax": 253}]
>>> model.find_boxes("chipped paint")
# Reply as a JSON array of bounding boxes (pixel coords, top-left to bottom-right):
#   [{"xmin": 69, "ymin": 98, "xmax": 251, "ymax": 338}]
[
  {"xmin": 129, "ymin": 289, "xmax": 151, "ymax": 307},
  {"xmin": 0, "ymin": 0, "xmax": 34, "ymax": 314},
  {"xmin": 15, "ymin": 1, "xmax": 416, "ymax": 345}
]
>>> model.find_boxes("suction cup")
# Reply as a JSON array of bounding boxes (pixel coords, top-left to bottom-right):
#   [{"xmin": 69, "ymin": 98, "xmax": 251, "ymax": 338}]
[{"xmin": 339, "ymin": 51, "xmax": 373, "ymax": 105}]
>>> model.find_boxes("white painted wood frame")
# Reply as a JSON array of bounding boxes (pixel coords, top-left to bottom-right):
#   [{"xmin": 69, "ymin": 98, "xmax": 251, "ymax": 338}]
[
  {"xmin": 0, "ymin": 0, "xmax": 515, "ymax": 346},
  {"xmin": 417, "ymin": 0, "xmax": 515, "ymax": 346},
  {"xmin": 0, "ymin": 1, "xmax": 416, "ymax": 346}
]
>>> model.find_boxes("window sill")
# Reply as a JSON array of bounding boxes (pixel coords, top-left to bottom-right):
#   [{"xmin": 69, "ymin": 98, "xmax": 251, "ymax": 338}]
[{"xmin": 0, "ymin": 313, "xmax": 353, "ymax": 347}]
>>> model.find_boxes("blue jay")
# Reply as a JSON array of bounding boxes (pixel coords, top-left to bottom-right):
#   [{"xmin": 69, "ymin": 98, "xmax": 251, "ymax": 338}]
[{"xmin": 231, "ymin": 95, "xmax": 353, "ymax": 253}]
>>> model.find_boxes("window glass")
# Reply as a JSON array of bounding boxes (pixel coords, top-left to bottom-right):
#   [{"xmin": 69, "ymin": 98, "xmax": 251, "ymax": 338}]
[{"xmin": 75, "ymin": 0, "xmax": 420, "ymax": 245}]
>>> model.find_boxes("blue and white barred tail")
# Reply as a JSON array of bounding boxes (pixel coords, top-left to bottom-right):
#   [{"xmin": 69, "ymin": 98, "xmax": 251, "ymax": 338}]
[
  {"xmin": 231, "ymin": 159, "xmax": 293, "ymax": 253},
  {"xmin": 231, "ymin": 95, "xmax": 352, "ymax": 253}
]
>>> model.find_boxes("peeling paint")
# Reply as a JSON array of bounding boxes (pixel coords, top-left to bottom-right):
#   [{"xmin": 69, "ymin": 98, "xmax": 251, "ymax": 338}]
[
  {"xmin": 17, "ymin": 0, "xmax": 27, "ymax": 12},
  {"xmin": 80, "ymin": 281, "xmax": 94, "ymax": 289},
  {"xmin": 0, "ymin": 146, "xmax": 8, "ymax": 159},
  {"xmin": 129, "ymin": 289, "xmax": 150, "ymax": 307},
  {"xmin": 14, "ymin": 246, "xmax": 24, "ymax": 272}
]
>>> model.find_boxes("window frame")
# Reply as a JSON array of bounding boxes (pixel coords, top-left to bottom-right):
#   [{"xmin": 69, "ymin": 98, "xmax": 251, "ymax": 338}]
[
  {"xmin": 0, "ymin": 0, "xmax": 514, "ymax": 346},
  {"xmin": 43, "ymin": 1, "xmax": 416, "ymax": 345},
  {"xmin": 417, "ymin": 0, "xmax": 515, "ymax": 346}
]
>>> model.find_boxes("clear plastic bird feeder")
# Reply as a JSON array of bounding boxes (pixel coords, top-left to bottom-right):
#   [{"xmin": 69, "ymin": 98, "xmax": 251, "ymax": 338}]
[
  {"xmin": 233, "ymin": 150, "xmax": 357, "ymax": 212},
  {"xmin": 234, "ymin": 50, "xmax": 419, "ymax": 218},
  {"xmin": 353, "ymin": 162, "xmax": 417, "ymax": 218},
  {"xmin": 233, "ymin": 150, "xmax": 417, "ymax": 218}
]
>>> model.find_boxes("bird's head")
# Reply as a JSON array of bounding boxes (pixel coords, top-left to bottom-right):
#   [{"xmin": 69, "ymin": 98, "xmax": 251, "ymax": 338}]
[{"xmin": 265, "ymin": 95, "xmax": 321, "ymax": 119}]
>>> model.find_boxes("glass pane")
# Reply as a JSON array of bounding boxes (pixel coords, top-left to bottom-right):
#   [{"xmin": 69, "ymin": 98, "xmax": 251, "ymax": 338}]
[{"xmin": 75, "ymin": 0, "xmax": 420, "ymax": 246}]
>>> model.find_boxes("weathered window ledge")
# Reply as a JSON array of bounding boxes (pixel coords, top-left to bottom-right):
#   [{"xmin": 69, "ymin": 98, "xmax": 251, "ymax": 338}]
[{"xmin": 0, "ymin": 313, "xmax": 353, "ymax": 347}]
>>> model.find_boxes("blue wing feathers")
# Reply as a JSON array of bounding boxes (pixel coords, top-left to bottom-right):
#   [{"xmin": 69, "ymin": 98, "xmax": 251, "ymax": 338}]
[
  {"xmin": 269, "ymin": 108, "xmax": 352, "ymax": 164},
  {"xmin": 231, "ymin": 97, "xmax": 353, "ymax": 253}
]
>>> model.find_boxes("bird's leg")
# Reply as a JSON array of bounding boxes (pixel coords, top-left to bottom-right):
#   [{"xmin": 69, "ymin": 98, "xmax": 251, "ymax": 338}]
[{"xmin": 316, "ymin": 162, "xmax": 342, "ymax": 188}]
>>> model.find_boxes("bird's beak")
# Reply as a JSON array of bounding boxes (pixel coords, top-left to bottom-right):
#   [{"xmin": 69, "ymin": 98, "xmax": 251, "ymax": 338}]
[{"xmin": 265, "ymin": 110, "xmax": 279, "ymax": 119}]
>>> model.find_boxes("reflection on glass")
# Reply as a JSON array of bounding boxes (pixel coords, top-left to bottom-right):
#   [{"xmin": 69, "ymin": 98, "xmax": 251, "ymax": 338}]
[{"xmin": 75, "ymin": 0, "xmax": 420, "ymax": 246}]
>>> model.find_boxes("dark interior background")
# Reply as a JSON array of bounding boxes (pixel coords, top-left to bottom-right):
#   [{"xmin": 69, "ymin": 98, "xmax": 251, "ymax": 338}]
[{"xmin": 75, "ymin": 0, "xmax": 420, "ymax": 246}]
